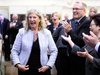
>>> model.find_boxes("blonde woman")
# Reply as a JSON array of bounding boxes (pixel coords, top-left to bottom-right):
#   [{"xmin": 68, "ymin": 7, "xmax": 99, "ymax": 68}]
[
  {"xmin": 88, "ymin": 7, "xmax": 98, "ymax": 19},
  {"xmin": 11, "ymin": 9, "xmax": 58, "ymax": 75}
]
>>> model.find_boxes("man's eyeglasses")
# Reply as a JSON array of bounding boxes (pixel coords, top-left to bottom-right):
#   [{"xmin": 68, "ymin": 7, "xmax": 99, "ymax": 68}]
[{"xmin": 72, "ymin": 8, "xmax": 84, "ymax": 10}]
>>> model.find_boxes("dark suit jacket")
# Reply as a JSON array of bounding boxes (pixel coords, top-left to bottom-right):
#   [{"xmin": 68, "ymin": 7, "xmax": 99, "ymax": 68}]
[
  {"xmin": 69, "ymin": 16, "xmax": 91, "ymax": 47},
  {"xmin": 7, "ymin": 21, "xmax": 23, "ymax": 44},
  {"xmin": 53, "ymin": 25, "xmax": 67, "ymax": 49},
  {"xmin": 72, "ymin": 44, "xmax": 100, "ymax": 75},
  {"xmin": 63, "ymin": 16, "xmax": 91, "ymax": 75},
  {"xmin": 2, "ymin": 18, "xmax": 10, "ymax": 39}
]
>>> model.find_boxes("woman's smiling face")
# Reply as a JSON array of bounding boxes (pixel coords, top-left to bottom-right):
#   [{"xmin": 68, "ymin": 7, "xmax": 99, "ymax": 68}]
[{"xmin": 28, "ymin": 13, "xmax": 40, "ymax": 30}]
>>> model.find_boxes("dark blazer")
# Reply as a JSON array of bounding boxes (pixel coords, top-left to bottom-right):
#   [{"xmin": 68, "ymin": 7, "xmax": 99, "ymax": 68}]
[
  {"xmin": 2, "ymin": 18, "xmax": 10, "ymax": 38},
  {"xmin": 69, "ymin": 18, "xmax": 75, "ymax": 24},
  {"xmin": 72, "ymin": 44, "xmax": 100, "ymax": 75},
  {"xmin": 69, "ymin": 16, "xmax": 91, "ymax": 47},
  {"xmin": 63, "ymin": 16, "xmax": 91, "ymax": 75},
  {"xmin": 53, "ymin": 25, "xmax": 67, "ymax": 48},
  {"xmin": 1, "ymin": 18, "xmax": 11, "ymax": 59},
  {"xmin": 47, "ymin": 23, "xmax": 62, "ymax": 34},
  {"xmin": 7, "ymin": 21, "xmax": 23, "ymax": 44}
]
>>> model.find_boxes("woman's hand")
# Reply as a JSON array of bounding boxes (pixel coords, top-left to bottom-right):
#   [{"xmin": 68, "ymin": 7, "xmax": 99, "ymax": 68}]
[
  {"xmin": 61, "ymin": 35, "xmax": 71, "ymax": 42},
  {"xmin": 38, "ymin": 66, "xmax": 50, "ymax": 72},
  {"xmin": 77, "ymin": 48, "xmax": 93, "ymax": 63},
  {"xmin": 82, "ymin": 31, "xmax": 99, "ymax": 49},
  {"xmin": 17, "ymin": 64, "xmax": 29, "ymax": 72},
  {"xmin": 61, "ymin": 35, "xmax": 74, "ymax": 48},
  {"xmin": 77, "ymin": 48, "xmax": 89, "ymax": 57}
]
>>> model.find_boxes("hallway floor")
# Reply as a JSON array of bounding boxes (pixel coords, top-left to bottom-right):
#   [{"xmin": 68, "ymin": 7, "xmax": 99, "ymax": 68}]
[{"xmin": 5, "ymin": 58, "xmax": 18, "ymax": 75}]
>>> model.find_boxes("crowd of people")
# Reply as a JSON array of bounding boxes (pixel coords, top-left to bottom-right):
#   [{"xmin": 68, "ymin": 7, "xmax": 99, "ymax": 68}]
[
  {"xmin": 0, "ymin": 1, "xmax": 100, "ymax": 75},
  {"xmin": 0, "ymin": 14, "xmax": 23, "ymax": 61}
]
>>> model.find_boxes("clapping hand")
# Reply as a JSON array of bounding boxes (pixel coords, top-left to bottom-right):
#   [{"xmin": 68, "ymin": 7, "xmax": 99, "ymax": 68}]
[
  {"xmin": 62, "ymin": 21, "xmax": 72, "ymax": 33},
  {"xmin": 82, "ymin": 31, "xmax": 99, "ymax": 49}
]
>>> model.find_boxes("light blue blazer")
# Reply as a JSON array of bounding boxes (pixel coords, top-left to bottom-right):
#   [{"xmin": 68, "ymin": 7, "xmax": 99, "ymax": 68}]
[{"xmin": 11, "ymin": 28, "xmax": 58, "ymax": 68}]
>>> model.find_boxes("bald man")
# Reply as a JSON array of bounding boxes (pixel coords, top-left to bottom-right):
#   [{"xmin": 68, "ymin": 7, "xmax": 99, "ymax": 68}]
[{"xmin": 8, "ymin": 14, "xmax": 23, "ymax": 46}]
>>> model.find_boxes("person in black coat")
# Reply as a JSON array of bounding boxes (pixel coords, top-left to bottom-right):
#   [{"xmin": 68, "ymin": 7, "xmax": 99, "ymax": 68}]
[
  {"xmin": 47, "ymin": 12, "xmax": 69, "ymax": 75},
  {"xmin": 8, "ymin": 14, "xmax": 23, "ymax": 46},
  {"xmin": 0, "ymin": 14, "xmax": 11, "ymax": 61},
  {"xmin": 53, "ymin": 25, "xmax": 70, "ymax": 75},
  {"xmin": 62, "ymin": 2, "xmax": 91, "ymax": 75}
]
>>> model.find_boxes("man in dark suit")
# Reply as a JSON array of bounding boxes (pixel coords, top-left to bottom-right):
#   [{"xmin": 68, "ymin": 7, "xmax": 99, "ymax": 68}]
[
  {"xmin": 62, "ymin": 1, "xmax": 91, "ymax": 75},
  {"xmin": 0, "ymin": 14, "xmax": 11, "ymax": 61},
  {"xmin": 8, "ymin": 14, "xmax": 23, "ymax": 46}
]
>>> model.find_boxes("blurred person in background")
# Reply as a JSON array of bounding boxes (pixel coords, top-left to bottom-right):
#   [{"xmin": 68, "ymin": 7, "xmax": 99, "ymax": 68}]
[
  {"xmin": 88, "ymin": 7, "xmax": 98, "ymax": 19},
  {"xmin": 44, "ymin": 15, "xmax": 51, "ymax": 28},
  {"xmin": 62, "ymin": 14, "xmax": 70, "ymax": 23},
  {"xmin": 8, "ymin": 14, "xmax": 23, "ymax": 47},
  {"xmin": 0, "ymin": 14, "xmax": 10, "ymax": 61},
  {"xmin": 47, "ymin": 12, "xmax": 61, "ymax": 34},
  {"xmin": 48, "ymin": 12, "xmax": 70, "ymax": 75}
]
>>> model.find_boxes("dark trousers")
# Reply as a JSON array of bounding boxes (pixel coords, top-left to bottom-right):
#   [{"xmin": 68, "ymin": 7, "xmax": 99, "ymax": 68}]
[
  {"xmin": 55, "ymin": 48, "xmax": 70, "ymax": 75},
  {"xmin": 18, "ymin": 68, "xmax": 51, "ymax": 75},
  {"xmin": 4, "ymin": 38, "xmax": 11, "ymax": 59}
]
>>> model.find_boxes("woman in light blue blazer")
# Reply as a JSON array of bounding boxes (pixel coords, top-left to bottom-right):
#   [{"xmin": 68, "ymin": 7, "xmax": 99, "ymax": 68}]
[{"xmin": 11, "ymin": 9, "xmax": 58, "ymax": 75}]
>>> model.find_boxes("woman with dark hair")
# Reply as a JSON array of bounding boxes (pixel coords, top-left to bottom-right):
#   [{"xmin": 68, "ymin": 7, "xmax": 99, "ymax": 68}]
[{"xmin": 61, "ymin": 13, "xmax": 100, "ymax": 75}]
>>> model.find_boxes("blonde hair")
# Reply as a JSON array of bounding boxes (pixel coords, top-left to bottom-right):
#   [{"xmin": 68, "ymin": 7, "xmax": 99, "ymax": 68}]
[
  {"xmin": 52, "ymin": 12, "xmax": 61, "ymax": 20},
  {"xmin": 88, "ymin": 7, "xmax": 98, "ymax": 18},
  {"xmin": 24, "ymin": 9, "xmax": 46, "ymax": 32}
]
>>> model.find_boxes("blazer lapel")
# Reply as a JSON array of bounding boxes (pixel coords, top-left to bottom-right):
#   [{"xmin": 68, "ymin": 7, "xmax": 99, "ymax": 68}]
[
  {"xmin": 73, "ymin": 16, "xmax": 86, "ymax": 31},
  {"xmin": 76, "ymin": 16, "xmax": 86, "ymax": 27}
]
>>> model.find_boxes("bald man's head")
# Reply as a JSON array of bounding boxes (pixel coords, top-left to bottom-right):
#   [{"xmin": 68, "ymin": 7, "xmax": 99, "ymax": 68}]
[{"xmin": 12, "ymin": 14, "xmax": 18, "ymax": 22}]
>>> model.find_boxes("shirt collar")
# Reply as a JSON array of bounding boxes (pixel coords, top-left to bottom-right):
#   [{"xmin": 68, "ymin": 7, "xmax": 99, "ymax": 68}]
[
  {"xmin": 76, "ymin": 16, "xmax": 84, "ymax": 23},
  {"xmin": 13, "ymin": 20, "xmax": 17, "ymax": 23}
]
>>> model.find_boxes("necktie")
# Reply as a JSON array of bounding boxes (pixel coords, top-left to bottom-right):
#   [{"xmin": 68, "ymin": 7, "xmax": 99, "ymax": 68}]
[{"xmin": 73, "ymin": 21, "xmax": 78, "ymax": 30}]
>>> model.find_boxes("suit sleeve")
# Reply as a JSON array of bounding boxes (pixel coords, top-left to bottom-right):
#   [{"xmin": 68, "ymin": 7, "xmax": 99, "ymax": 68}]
[
  {"xmin": 47, "ymin": 30, "xmax": 58, "ymax": 68},
  {"xmin": 93, "ymin": 57, "xmax": 100, "ymax": 69}
]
